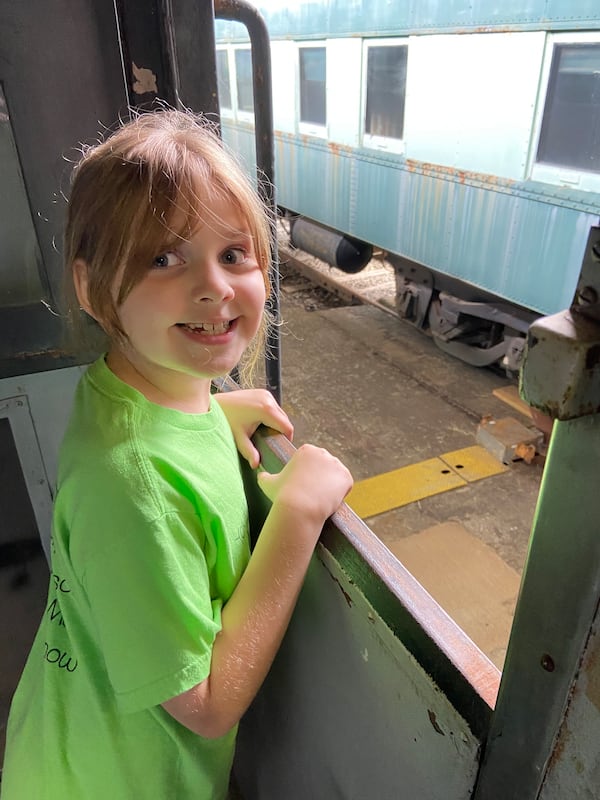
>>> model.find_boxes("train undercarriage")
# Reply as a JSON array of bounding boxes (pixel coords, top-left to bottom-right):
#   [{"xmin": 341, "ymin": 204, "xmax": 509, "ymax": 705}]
[
  {"xmin": 390, "ymin": 254, "xmax": 537, "ymax": 376},
  {"xmin": 284, "ymin": 214, "xmax": 537, "ymax": 376}
]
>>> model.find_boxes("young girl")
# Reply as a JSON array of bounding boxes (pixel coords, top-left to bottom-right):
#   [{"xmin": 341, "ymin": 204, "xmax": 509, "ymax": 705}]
[{"xmin": 1, "ymin": 110, "xmax": 352, "ymax": 799}]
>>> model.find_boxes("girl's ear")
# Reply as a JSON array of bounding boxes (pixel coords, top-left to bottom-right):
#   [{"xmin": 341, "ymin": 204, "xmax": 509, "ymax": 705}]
[{"xmin": 72, "ymin": 259, "xmax": 96, "ymax": 319}]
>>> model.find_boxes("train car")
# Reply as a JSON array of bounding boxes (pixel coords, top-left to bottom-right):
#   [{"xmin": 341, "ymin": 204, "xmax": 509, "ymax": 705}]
[{"xmin": 215, "ymin": 0, "xmax": 600, "ymax": 371}]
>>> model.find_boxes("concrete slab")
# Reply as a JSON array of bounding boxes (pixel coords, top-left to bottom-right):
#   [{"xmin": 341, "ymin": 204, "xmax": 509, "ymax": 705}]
[{"xmin": 277, "ymin": 298, "xmax": 542, "ymax": 574}]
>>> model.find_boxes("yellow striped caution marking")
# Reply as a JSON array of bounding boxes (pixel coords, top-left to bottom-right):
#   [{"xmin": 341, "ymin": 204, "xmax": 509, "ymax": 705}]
[{"xmin": 346, "ymin": 445, "xmax": 508, "ymax": 519}]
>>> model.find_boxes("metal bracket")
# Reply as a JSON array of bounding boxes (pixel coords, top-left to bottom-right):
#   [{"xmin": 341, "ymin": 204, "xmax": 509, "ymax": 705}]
[
  {"xmin": 396, "ymin": 279, "xmax": 433, "ymax": 328},
  {"xmin": 571, "ymin": 225, "xmax": 600, "ymax": 323},
  {"xmin": 520, "ymin": 226, "xmax": 600, "ymax": 421}
]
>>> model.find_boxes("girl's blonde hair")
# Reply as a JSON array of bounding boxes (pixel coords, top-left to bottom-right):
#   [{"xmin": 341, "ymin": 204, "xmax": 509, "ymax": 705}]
[{"xmin": 64, "ymin": 109, "xmax": 272, "ymax": 383}]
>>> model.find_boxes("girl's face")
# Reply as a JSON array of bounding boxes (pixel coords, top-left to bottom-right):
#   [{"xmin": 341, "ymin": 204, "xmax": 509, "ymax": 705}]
[{"xmin": 107, "ymin": 194, "xmax": 267, "ymax": 411}]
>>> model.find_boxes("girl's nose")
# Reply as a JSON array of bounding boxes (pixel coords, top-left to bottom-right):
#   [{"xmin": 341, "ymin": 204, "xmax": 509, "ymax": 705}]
[{"xmin": 191, "ymin": 261, "xmax": 235, "ymax": 304}]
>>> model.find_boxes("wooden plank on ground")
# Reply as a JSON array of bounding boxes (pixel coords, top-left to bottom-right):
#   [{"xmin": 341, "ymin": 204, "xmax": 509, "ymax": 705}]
[
  {"xmin": 386, "ymin": 521, "xmax": 521, "ymax": 670},
  {"xmin": 493, "ymin": 385, "xmax": 532, "ymax": 419}
]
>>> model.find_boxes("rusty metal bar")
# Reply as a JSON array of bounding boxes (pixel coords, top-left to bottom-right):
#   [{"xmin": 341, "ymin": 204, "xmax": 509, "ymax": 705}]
[
  {"xmin": 253, "ymin": 428, "xmax": 500, "ymax": 724},
  {"xmin": 210, "ymin": 369, "xmax": 502, "ymax": 736}
]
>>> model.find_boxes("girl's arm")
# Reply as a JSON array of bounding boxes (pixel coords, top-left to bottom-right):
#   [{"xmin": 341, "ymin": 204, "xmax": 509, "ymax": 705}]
[
  {"xmin": 214, "ymin": 389, "xmax": 294, "ymax": 467},
  {"xmin": 162, "ymin": 443, "xmax": 352, "ymax": 738}
]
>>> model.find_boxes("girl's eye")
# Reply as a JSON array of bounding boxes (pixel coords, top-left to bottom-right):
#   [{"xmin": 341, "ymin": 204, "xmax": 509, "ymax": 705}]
[
  {"xmin": 220, "ymin": 247, "xmax": 248, "ymax": 266},
  {"xmin": 152, "ymin": 251, "xmax": 182, "ymax": 269}
]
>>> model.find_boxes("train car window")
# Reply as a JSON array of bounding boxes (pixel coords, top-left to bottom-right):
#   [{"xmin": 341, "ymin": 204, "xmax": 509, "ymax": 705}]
[
  {"xmin": 299, "ymin": 45, "xmax": 327, "ymax": 137},
  {"xmin": 0, "ymin": 85, "xmax": 45, "ymax": 307},
  {"xmin": 364, "ymin": 43, "xmax": 408, "ymax": 150},
  {"xmin": 235, "ymin": 48, "xmax": 254, "ymax": 118},
  {"xmin": 536, "ymin": 43, "xmax": 600, "ymax": 174},
  {"xmin": 216, "ymin": 49, "xmax": 232, "ymax": 111}
]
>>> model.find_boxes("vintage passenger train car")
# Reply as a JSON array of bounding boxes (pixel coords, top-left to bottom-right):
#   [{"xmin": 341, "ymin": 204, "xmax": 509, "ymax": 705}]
[{"xmin": 215, "ymin": 0, "xmax": 600, "ymax": 370}]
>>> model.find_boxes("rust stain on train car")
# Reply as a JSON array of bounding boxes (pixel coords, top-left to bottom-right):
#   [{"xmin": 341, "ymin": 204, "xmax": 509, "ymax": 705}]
[
  {"xmin": 327, "ymin": 141, "xmax": 352, "ymax": 157},
  {"xmin": 405, "ymin": 159, "xmax": 516, "ymax": 188},
  {"xmin": 294, "ymin": 135, "xmax": 351, "ymax": 158},
  {"xmin": 471, "ymin": 26, "xmax": 519, "ymax": 34}
]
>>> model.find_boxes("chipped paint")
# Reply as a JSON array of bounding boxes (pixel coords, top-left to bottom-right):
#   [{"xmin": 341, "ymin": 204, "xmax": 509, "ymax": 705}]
[
  {"xmin": 319, "ymin": 557, "xmax": 353, "ymax": 607},
  {"xmin": 405, "ymin": 159, "xmax": 516, "ymax": 189},
  {"xmin": 428, "ymin": 709, "xmax": 445, "ymax": 736},
  {"xmin": 14, "ymin": 348, "xmax": 68, "ymax": 360},
  {"xmin": 132, "ymin": 62, "xmax": 157, "ymax": 95}
]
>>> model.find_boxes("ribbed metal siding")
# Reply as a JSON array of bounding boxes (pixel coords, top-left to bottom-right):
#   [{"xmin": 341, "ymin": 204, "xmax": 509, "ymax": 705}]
[
  {"xmin": 349, "ymin": 150, "xmax": 598, "ymax": 314},
  {"xmin": 215, "ymin": 0, "xmax": 600, "ymax": 42},
  {"xmin": 353, "ymin": 160, "xmax": 598, "ymax": 313},
  {"xmin": 276, "ymin": 138, "xmax": 353, "ymax": 234},
  {"xmin": 222, "ymin": 122, "xmax": 599, "ymax": 315},
  {"xmin": 222, "ymin": 123, "xmax": 353, "ymax": 232}
]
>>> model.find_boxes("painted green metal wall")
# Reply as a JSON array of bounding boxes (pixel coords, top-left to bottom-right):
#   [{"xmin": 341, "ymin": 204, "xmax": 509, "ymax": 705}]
[{"xmin": 236, "ymin": 548, "xmax": 487, "ymax": 799}]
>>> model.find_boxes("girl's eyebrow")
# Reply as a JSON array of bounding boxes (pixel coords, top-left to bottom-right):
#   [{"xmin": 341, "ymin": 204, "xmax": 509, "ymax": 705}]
[
  {"xmin": 156, "ymin": 235, "xmax": 185, "ymax": 252},
  {"xmin": 153, "ymin": 243, "xmax": 175, "ymax": 255},
  {"xmin": 227, "ymin": 229, "xmax": 253, "ymax": 243}
]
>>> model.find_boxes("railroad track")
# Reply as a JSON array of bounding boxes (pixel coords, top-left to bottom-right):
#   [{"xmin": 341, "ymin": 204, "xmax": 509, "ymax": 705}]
[{"xmin": 276, "ymin": 226, "xmax": 398, "ymax": 318}]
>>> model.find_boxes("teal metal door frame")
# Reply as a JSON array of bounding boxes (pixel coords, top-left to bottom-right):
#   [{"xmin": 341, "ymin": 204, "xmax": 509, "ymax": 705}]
[{"xmin": 473, "ymin": 227, "xmax": 600, "ymax": 798}]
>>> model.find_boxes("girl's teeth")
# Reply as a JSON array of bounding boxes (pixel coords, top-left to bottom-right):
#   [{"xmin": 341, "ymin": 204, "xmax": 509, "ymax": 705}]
[{"xmin": 185, "ymin": 321, "xmax": 230, "ymax": 334}]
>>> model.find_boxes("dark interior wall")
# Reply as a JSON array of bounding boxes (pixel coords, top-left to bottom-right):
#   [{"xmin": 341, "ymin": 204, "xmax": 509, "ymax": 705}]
[{"xmin": 0, "ymin": 0, "xmax": 128, "ymax": 307}]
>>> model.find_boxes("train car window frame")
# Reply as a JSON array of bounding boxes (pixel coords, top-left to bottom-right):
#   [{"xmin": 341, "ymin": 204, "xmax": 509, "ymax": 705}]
[
  {"xmin": 297, "ymin": 42, "xmax": 327, "ymax": 139},
  {"xmin": 233, "ymin": 46, "xmax": 255, "ymax": 124},
  {"xmin": 530, "ymin": 32, "xmax": 600, "ymax": 193},
  {"xmin": 216, "ymin": 46, "xmax": 233, "ymax": 117},
  {"xmin": 361, "ymin": 38, "xmax": 409, "ymax": 155}
]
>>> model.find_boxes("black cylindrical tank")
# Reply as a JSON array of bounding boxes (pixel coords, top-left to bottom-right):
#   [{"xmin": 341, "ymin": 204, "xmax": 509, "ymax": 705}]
[{"xmin": 289, "ymin": 218, "xmax": 373, "ymax": 273}]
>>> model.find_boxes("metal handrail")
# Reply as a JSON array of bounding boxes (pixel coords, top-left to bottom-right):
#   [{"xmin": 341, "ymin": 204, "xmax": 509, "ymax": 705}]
[{"xmin": 214, "ymin": 0, "xmax": 282, "ymax": 403}]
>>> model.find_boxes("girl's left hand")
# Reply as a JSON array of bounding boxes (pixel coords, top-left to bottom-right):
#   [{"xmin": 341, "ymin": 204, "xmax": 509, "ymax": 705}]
[{"xmin": 215, "ymin": 389, "xmax": 294, "ymax": 468}]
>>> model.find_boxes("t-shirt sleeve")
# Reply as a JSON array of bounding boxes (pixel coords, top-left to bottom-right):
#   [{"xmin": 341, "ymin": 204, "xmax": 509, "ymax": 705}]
[{"xmin": 82, "ymin": 510, "xmax": 221, "ymax": 714}]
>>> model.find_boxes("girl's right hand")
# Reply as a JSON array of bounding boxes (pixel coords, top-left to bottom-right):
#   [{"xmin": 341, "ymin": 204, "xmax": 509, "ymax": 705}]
[{"xmin": 257, "ymin": 444, "xmax": 353, "ymax": 525}]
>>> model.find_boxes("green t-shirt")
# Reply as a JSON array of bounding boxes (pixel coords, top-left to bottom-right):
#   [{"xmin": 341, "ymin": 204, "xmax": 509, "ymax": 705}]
[{"xmin": 2, "ymin": 357, "xmax": 250, "ymax": 799}]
